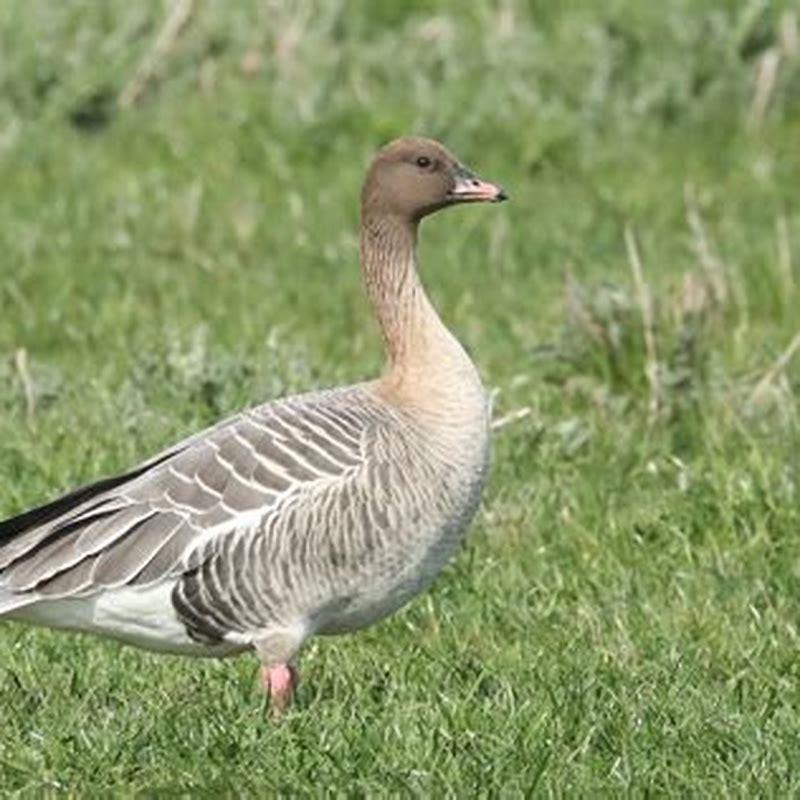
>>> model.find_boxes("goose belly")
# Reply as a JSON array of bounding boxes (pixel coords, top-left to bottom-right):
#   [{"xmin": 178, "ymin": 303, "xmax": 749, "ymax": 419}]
[
  {"xmin": 316, "ymin": 444, "xmax": 489, "ymax": 635},
  {"xmin": 9, "ymin": 581, "xmax": 243, "ymax": 657},
  {"xmin": 316, "ymin": 533, "xmax": 462, "ymax": 634}
]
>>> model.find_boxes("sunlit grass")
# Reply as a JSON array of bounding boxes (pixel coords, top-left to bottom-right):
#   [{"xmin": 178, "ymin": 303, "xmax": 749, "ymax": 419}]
[{"xmin": 1, "ymin": 0, "xmax": 799, "ymax": 794}]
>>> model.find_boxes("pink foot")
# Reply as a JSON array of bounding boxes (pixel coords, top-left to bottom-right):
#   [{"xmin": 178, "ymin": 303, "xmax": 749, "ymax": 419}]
[{"xmin": 260, "ymin": 663, "xmax": 298, "ymax": 715}]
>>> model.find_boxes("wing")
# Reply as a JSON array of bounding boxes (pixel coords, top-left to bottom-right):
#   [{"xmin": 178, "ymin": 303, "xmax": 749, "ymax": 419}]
[{"xmin": 0, "ymin": 389, "xmax": 367, "ymax": 611}]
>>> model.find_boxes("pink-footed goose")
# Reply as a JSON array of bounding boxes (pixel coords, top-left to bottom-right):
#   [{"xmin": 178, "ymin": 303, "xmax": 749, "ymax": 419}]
[{"xmin": 0, "ymin": 138, "xmax": 506, "ymax": 712}]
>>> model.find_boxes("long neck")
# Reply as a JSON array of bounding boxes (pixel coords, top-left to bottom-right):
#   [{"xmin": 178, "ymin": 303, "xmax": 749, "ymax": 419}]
[
  {"xmin": 360, "ymin": 212, "xmax": 482, "ymax": 403},
  {"xmin": 360, "ymin": 213, "xmax": 427, "ymax": 366}
]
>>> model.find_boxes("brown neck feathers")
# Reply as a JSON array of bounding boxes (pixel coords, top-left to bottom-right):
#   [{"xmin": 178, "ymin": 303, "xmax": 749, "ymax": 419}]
[{"xmin": 360, "ymin": 211, "xmax": 429, "ymax": 368}]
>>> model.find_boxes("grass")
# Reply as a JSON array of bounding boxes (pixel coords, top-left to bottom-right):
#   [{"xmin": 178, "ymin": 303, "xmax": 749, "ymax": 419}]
[{"xmin": 1, "ymin": 0, "xmax": 799, "ymax": 794}]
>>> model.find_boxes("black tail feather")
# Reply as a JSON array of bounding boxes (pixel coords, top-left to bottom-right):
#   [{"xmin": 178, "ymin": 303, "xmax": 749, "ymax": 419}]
[{"xmin": 0, "ymin": 452, "xmax": 176, "ymax": 545}]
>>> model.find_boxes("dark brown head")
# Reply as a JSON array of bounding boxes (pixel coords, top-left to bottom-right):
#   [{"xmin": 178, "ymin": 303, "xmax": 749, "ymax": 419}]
[{"xmin": 361, "ymin": 137, "xmax": 507, "ymax": 223}]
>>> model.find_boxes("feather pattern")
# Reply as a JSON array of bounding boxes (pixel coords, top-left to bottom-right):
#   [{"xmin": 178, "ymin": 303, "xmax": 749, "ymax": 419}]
[{"xmin": 0, "ymin": 384, "xmax": 489, "ymax": 660}]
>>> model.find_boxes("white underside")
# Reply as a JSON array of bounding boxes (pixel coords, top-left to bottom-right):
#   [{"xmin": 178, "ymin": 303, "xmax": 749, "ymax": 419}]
[{"xmin": 5, "ymin": 582, "xmax": 245, "ymax": 657}]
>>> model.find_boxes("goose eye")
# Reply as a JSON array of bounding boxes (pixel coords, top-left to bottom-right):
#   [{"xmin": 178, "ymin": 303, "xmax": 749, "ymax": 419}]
[{"xmin": 415, "ymin": 156, "xmax": 432, "ymax": 169}]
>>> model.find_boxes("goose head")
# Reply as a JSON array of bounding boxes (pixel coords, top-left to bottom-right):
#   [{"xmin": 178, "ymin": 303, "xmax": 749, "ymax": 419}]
[{"xmin": 361, "ymin": 137, "xmax": 507, "ymax": 223}]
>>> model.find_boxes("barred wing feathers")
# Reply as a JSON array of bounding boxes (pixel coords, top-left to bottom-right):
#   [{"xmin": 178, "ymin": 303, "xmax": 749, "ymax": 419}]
[{"xmin": 0, "ymin": 389, "xmax": 367, "ymax": 617}]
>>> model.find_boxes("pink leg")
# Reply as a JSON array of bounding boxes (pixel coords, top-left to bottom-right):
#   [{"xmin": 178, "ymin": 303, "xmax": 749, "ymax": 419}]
[{"xmin": 260, "ymin": 663, "xmax": 298, "ymax": 715}]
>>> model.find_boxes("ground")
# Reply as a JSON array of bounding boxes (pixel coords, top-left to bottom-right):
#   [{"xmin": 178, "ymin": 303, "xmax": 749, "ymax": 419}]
[{"xmin": 1, "ymin": 0, "xmax": 799, "ymax": 794}]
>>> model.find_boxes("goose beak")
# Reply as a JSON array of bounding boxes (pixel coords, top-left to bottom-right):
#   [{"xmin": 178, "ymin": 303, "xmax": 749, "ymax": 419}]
[{"xmin": 448, "ymin": 165, "xmax": 508, "ymax": 204}]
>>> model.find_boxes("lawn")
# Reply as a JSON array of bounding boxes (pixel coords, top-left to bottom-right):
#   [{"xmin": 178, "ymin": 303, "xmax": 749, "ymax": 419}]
[{"xmin": 1, "ymin": 0, "xmax": 799, "ymax": 794}]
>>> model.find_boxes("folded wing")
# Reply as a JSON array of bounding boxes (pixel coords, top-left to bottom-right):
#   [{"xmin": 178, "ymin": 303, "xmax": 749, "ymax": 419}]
[{"xmin": 0, "ymin": 390, "xmax": 367, "ymax": 613}]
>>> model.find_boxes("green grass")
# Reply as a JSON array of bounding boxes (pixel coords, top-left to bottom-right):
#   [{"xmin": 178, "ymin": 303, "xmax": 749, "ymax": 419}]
[{"xmin": 1, "ymin": 0, "xmax": 800, "ymax": 794}]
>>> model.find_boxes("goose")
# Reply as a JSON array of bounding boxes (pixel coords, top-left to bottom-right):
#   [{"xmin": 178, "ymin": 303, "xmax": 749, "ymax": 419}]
[{"xmin": 0, "ymin": 137, "xmax": 507, "ymax": 712}]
